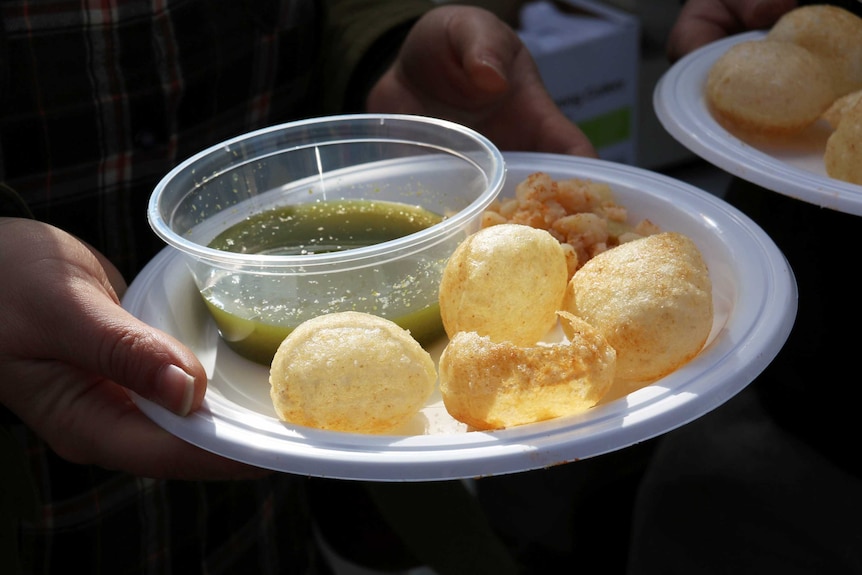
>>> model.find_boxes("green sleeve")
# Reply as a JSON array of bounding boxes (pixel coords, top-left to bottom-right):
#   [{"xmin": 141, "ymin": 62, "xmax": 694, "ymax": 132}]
[{"xmin": 320, "ymin": 0, "xmax": 435, "ymax": 114}]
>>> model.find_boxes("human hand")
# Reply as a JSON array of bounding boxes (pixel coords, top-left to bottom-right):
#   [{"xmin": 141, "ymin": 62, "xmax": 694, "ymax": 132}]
[
  {"xmin": 0, "ymin": 218, "xmax": 268, "ymax": 480},
  {"xmin": 366, "ymin": 5, "xmax": 597, "ymax": 158},
  {"xmin": 667, "ymin": 0, "xmax": 797, "ymax": 62}
]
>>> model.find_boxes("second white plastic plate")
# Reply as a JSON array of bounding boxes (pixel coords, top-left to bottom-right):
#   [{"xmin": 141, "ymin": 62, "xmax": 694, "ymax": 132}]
[{"xmin": 654, "ymin": 31, "xmax": 862, "ymax": 216}]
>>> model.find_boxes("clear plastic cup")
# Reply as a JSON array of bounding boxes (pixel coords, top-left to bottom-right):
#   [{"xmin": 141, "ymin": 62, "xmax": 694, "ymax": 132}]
[{"xmin": 148, "ymin": 114, "xmax": 505, "ymax": 364}]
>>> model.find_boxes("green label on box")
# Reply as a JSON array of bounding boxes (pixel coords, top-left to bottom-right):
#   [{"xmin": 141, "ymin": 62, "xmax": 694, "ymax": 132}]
[{"xmin": 579, "ymin": 107, "xmax": 631, "ymax": 149}]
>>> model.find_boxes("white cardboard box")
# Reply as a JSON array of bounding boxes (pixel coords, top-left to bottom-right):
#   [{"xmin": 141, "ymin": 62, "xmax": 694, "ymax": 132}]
[{"xmin": 518, "ymin": 0, "xmax": 640, "ymax": 165}]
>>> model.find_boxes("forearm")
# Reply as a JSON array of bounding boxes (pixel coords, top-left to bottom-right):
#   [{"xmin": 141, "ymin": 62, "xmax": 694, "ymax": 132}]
[{"xmin": 320, "ymin": 0, "xmax": 434, "ymax": 113}]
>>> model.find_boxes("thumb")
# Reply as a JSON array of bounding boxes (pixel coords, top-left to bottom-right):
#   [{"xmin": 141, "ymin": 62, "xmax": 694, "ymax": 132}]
[
  {"xmin": 57, "ymin": 294, "xmax": 207, "ymax": 416},
  {"xmin": 447, "ymin": 6, "xmax": 518, "ymax": 94},
  {"xmin": 11, "ymin": 223, "xmax": 207, "ymax": 416},
  {"xmin": 72, "ymin": 240, "xmax": 202, "ymax": 413}
]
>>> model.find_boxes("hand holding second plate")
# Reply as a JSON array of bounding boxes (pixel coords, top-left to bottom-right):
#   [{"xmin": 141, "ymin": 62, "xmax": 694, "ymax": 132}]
[
  {"xmin": 0, "ymin": 217, "xmax": 268, "ymax": 480},
  {"xmin": 367, "ymin": 5, "xmax": 597, "ymax": 158},
  {"xmin": 667, "ymin": 0, "xmax": 796, "ymax": 62}
]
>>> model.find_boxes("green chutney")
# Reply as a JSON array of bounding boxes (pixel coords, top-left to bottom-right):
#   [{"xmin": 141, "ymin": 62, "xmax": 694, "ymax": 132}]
[{"xmin": 203, "ymin": 199, "xmax": 447, "ymax": 365}]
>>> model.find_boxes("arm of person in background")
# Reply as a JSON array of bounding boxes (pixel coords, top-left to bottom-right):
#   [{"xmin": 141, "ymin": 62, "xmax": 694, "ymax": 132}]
[
  {"xmin": 667, "ymin": 0, "xmax": 797, "ymax": 62},
  {"xmin": 367, "ymin": 4, "xmax": 597, "ymax": 158},
  {"xmin": 322, "ymin": 0, "xmax": 597, "ymax": 158}
]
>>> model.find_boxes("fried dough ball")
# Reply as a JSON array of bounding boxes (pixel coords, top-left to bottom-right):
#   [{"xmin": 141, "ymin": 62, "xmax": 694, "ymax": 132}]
[
  {"xmin": 823, "ymin": 89, "xmax": 862, "ymax": 129},
  {"xmin": 439, "ymin": 223, "xmax": 568, "ymax": 347},
  {"xmin": 562, "ymin": 232, "xmax": 713, "ymax": 384},
  {"xmin": 706, "ymin": 39, "xmax": 836, "ymax": 135},
  {"xmin": 768, "ymin": 5, "xmax": 862, "ymax": 98},
  {"xmin": 269, "ymin": 311, "xmax": 436, "ymax": 434},
  {"xmin": 825, "ymin": 94, "xmax": 862, "ymax": 186},
  {"xmin": 438, "ymin": 312, "xmax": 616, "ymax": 430}
]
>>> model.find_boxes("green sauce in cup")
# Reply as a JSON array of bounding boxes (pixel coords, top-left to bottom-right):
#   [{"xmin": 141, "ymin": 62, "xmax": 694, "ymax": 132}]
[{"xmin": 202, "ymin": 199, "xmax": 446, "ymax": 365}]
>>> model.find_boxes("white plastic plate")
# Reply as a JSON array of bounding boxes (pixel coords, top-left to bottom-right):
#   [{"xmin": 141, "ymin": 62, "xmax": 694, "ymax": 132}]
[
  {"xmin": 654, "ymin": 31, "xmax": 862, "ymax": 216},
  {"xmin": 122, "ymin": 152, "xmax": 796, "ymax": 481}
]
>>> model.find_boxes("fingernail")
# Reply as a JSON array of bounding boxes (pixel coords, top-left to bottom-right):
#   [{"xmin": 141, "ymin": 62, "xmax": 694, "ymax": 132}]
[
  {"xmin": 481, "ymin": 57, "xmax": 506, "ymax": 81},
  {"xmin": 157, "ymin": 364, "xmax": 196, "ymax": 416}
]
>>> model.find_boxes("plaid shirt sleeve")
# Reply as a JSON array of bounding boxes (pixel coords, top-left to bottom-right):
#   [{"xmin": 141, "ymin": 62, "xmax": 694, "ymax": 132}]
[
  {"xmin": 0, "ymin": 0, "xmax": 436, "ymax": 573},
  {"xmin": 1, "ymin": 0, "xmax": 328, "ymax": 279},
  {"xmin": 0, "ymin": 0, "xmax": 434, "ymax": 280}
]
